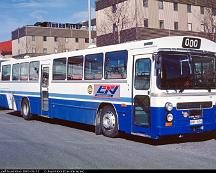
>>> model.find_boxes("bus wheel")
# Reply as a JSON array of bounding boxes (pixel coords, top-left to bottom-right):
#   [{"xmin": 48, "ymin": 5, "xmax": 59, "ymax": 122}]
[
  {"xmin": 21, "ymin": 98, "xmax": 32, "ymax": 120},
  {"xmin": 100, "ymin": 105, "xmax": 118, "ymax": 138}
]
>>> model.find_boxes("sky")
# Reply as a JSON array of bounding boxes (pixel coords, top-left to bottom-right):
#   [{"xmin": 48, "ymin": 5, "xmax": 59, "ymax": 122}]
[{"xmin": 0, "ymin": 0, "xmax": 95, "ymax": 42}]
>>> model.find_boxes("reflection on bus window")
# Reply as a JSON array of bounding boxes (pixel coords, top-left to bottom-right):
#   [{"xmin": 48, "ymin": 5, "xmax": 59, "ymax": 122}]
[
  {"xmin": 67, "ymin": 56, "xmax": 83, "ymax": 80},
  {"xmin": 105, "ymin": 50, "xmax": 128, "ymax": 79},
  {"xmin": 53, "ymin": 58, "xmax": 66, "ymax": 80},
  {"xmin": 12, "ymin": 64, "xmax": 20, "ymax": 81},
  {"xmin": 29, "ymin": 61, "xmax": 39, "ymax": 81},
  {"xmin": 84, "ymin": 53, "xmax": 103, "ymax": 80},
  {"xmin": 135, "ymin": 59, "xmax": 151, "ymax": 90},
  {"xmin": 2, "ymin": 65, "xmax": 11, "ymax": 81},
  {"xmin": 20, "ymin": 63, "xmax": 29, "ymax": 81}
]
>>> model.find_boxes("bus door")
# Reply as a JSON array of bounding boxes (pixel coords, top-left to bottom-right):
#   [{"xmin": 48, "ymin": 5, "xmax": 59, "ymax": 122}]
[
  {"xmin": 41, "ymin": 64, "xmax": 49, "ymax": 116},
  {"xmin": 132, "ymin": 54, "xmax": 151, "ymax": 135}
]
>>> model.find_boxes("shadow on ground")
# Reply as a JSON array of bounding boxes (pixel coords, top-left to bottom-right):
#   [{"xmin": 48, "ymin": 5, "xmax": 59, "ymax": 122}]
[{"xmin": 7, "ymin": 111, "xmax": 216, "ymax": 146}]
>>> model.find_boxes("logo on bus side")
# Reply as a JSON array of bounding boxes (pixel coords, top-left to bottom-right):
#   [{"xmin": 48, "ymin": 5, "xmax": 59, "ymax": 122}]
[{"xmin": 94, "ymin": 85, "xmax": 120, "ymax": 98}]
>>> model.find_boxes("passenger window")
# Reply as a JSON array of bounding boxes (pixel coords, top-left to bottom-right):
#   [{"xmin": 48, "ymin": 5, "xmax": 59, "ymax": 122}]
[
  {"xmin": 2, "ymin": 65, "xmax": 11, "ymax": 81},
  {"xmin": 135, "ymin": 59, "xmax": 151, "ymax": 90},
  {"xmin": 53, "ymin": 58, "xmax": 66, "ymax": 80},
  {"xmin": 29, "ymin": 61, "xmax": 39, "ymax": 81},
  {"xmin": 20, "ymin": 62, "xmax": 29, "ymax": 81},
  {"xmin": 84, "ymin": 53, "xmax": 103, "ymax": 80},
  {"xmin": 12, "ymin": 64, "xmax": 20, "ymax": 81},
  {"xmin": 67, "ymin": 56, "xmax": 83, "ymax": 80},
  {"xmin": 105, "ymin": 50, "xmax": 128, "ymax": 79}
]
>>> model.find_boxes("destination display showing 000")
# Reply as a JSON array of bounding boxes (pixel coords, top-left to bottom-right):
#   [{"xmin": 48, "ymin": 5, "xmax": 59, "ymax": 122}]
[{"xmin": 182, "ymin": 37, "xmax": 201, "ymax": 49}]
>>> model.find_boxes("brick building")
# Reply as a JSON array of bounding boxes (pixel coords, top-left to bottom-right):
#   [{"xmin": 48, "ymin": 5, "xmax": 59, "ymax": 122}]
[{"xmin": 95, "ymin": 0, "xmax": 216, "ymax": 46}]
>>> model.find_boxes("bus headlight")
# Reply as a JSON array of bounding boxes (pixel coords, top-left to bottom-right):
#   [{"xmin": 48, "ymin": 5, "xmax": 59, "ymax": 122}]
[
  {"xmin": 165, "ymin": 102, "xmax": 173, "ymax": 112},
  {"xmin": 167, "ymin": 114, "xmax": 174, "ymax": 122}
]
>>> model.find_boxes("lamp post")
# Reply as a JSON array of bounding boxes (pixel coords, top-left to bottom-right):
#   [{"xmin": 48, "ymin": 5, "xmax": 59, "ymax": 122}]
[{"xmin": 88, "ymin": 0, "xmax": 92, "ymax": 45}]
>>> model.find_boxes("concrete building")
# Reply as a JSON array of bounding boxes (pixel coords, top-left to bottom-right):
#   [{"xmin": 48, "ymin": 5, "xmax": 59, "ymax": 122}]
[
  {"xmin": 95, "ymin": 0, "xmax": 216, "ymax": 46},
  {"xmin": 12, "ymin": 21, "xmax": 96, "ymax": 59}
]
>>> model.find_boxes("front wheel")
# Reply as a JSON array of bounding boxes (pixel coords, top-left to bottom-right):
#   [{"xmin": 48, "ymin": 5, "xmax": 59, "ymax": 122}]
[
  {"xmin": 21, "ymin": 98, "xmax": 32, "ymax": 120},
  {"xmin": 100, "ymin": 105, "xmax": 119, "ymax": 138}
]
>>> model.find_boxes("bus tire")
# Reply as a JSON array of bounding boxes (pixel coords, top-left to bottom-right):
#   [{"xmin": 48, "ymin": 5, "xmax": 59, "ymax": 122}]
[
  {"xmin": 100, "ymin": 105, "xmax": 119, "ymax": 138},
  {"xmin": 21, "ymin": 98, "xmax": 32, "ymax": 120}
]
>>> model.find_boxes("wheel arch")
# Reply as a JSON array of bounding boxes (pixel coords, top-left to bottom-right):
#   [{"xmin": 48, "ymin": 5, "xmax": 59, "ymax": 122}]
[{"xmin": 95, "ymin": 102, "xmax": 119, "ymax": 135}]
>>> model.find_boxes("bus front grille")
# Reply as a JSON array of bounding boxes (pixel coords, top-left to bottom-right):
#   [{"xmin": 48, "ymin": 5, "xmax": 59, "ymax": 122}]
[{"xmin": 176, "ymin": 102, "xmax": 212, "ymax": 110}]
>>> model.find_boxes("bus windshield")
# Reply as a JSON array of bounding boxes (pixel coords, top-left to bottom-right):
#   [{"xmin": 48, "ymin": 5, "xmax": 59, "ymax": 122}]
[{"xmin": 157, "ymin": 52, "xmax": 216, "ymax": 91}]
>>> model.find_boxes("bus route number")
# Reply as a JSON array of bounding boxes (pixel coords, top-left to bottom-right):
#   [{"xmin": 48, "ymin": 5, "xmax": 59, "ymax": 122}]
[{"xmin": 182, "ymin": 37, "xmax": 201, "ymax": 49}]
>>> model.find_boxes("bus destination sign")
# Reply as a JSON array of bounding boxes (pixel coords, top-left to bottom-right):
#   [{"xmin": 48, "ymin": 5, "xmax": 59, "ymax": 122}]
[{"xmin": 182, "ymin": 37, "xmax": 201, "ymax": 49}]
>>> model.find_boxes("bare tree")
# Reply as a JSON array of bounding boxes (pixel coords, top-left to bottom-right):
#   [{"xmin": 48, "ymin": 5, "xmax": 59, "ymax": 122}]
[
  {"xmin": 98, "ymin": 1, "xmax": 136, "ymax": 44},
  {"xmin": 202, "ymin": 8, "xmax": 216, "ymax": 41}
]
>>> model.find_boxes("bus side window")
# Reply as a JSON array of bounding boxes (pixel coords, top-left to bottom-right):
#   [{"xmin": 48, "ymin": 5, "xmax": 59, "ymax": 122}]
[
  {"xmin": 84, "ymin": 53, "xmax": 103, "ymax": 80},
  {"xmin": 12, "ymin": 63, "xmax": 20, "ymax": 81},
  {"xmin": 2, "ymin": 65, "xmax": 11, "ymax": 81},
  {"xmin": 53, "ymin": 58, "xmax": 66, "ymax": 80},
  {"xmin": 67, "ymin": 56, "xmax": 83, "ymax": 80},
  {"xmin": 104, "ymin": 50, "xmax": 128, "ymax": 79},
  {"xmin": 20, "ymin": 62, "xmax": 29, "ymax": 81},
  {"xmin": 135, "ymin": 59, "xmax": 151, "ymax": 90},
  {"xmin": 29, "ymin": 61, "xmax": 40, "ymax": 81}
]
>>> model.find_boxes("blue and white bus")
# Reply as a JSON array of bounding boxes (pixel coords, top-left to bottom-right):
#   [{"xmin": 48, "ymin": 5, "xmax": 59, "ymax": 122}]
[{"xmin": 0, "ymin": 36, "xmax": 216, "ymax": 139}]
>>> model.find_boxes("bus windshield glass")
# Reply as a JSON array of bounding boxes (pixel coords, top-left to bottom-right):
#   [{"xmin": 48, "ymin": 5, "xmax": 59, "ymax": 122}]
[{"xmin": 157, "ymin": 52, "xmax": 216, "ymax": 90}]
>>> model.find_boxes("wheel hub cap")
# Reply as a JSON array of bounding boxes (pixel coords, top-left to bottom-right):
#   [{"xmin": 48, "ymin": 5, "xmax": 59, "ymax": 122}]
[{"xmin": 102, "ymin": 111, "xmax": 115, "ymax": 130}]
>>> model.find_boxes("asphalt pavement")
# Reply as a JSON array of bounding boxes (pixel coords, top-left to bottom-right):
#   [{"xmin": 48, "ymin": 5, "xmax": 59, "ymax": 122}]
[{"xmin": 0, "ymin": 109, "xmax": 216, "ymax": 169}]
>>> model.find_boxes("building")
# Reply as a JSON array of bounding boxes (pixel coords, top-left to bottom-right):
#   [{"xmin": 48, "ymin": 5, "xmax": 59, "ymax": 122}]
[
  {"xmin": 95, "ymin": 0, "xmax": 216, "ymax": 46},
  {"xmin": 0, "ymin": 40, "xmax": 12, "ymax": 60},
  {"xmin": 12, "ymin": 21, "xmax": 96, "ymax": 59}
]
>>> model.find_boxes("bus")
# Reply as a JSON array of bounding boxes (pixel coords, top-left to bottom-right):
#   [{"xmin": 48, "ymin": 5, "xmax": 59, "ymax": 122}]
[{"xmin": 0, "ymin": 36, "xmax": 216, "ymax": 139}]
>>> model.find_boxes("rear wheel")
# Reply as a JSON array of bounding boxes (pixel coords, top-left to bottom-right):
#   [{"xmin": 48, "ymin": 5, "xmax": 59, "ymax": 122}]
[
  {"xmin": 21, "ymin": 98, "xmax": 32, "ymax": 120},
  {"xmin": 100, "ymin": 105, "xmax": 118, "ymax": 138}
]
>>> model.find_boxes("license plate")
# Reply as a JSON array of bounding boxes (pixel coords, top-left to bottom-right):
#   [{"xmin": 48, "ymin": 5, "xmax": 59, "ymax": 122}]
[{"xmin": 190, "ymin": 119, "xmax": 203, "ymax": 125}]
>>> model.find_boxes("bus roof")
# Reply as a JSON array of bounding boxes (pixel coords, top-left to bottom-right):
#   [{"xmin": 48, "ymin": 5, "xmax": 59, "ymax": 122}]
[{"xmin": 2, "ymin": 36, "xmax": 216, "ymax": 65}]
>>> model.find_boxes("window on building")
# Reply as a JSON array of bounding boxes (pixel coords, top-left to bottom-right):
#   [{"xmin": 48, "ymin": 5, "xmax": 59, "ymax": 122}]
[
  {"xmin": 20, "ymin": 62, "xmax": 29, "ymax": 81},
  {"xmin": 143, "ymin": 0, "xmax": 148, "ymax": 7},
  {"xmin": 112, "ymin": 3, "xmax": 117, "ymax": 13},
  {"xmin": 43, "ymin": 36, "xmax": 47, "ymax": 41},
  {"xmin": 85, "ymin": 38, "xmax": 89, "ymax": 43},
  {"xmin": 173, "ymin": 2, "xmax": 178, "ymax": 11},
  {"xmin": 43, "ymin": 48, "xmax": 47, "ymax": 54},
  {"xmin": 187, "ymin": 4, "xmax": 192, "ymax": 13},
  {"xmin": 212, "ymin": 8, "xmax": 216, "ymax": 16},
  {"xmin": 158, "ymin": 0, "xmax": 164, "ymax": 9},
  {"xmin": 188, "ymin": 23, "xmax": 192, "ymax": 31},
  {"xmin": 174, "ymin": 22, "xmax": 179, "ymax": 30},
  {"xmin": 84, "ymin": 53, "xmax": 103, "ymax": 80},
  {"xmin": 12, "ymin": 64, "xmax": 20, "ymax": 81},
  {"xmin": 201, "ymin": 24, "xmax": 205, "ymax": 32},
  {"xmin": 2, "ymin": 65, "xmax": 11, "ymax": 81},
  {"xmin": 200, "ymin": 6, "xmax": 204, "ymax": 14},
  {"xmin": 75, "ymin": 38, "xmax": 79, "ymax": 43},
  {"xmin": 159, "ymin": 20, "xmax": 164, "ymax": 29},
  {"xmin": 32, "ymin": 36, "xmax": 35, "ymax": 41},
  {"xmin": 67, "ymin": 56, "xmax": 83, "ymax": 80},
  {"xmin": 144, "ymin": 18, "xmax": 149, "ymax": 28},
  {"xmin": 113, "ymin": 23, "xmax": 118, "ymax": 32},
  {"xmin": 54, "ymin": 37, "xmax": 58, "ymax": 42},
  {"xmin": 53, "ymin": 58, "xmax": 66, "ymax": 80},
  {"xmin": 105, "ymin": 50, "xmax": 128, "ymax": 79},
  {"xmin": 32, "ymin": 48, "xmax": 36, "ymax": 53},
  {"xmin": 29, "ymin": 61, "xmax": 39, "ymax": 81}
]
